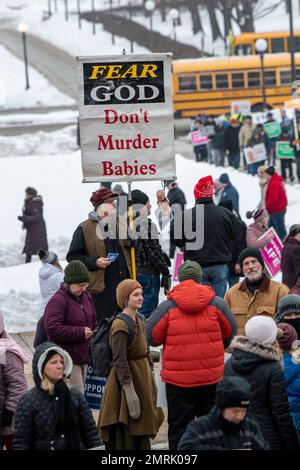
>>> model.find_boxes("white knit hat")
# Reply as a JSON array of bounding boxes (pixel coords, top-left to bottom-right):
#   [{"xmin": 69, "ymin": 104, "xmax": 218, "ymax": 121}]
[{"xmin": 245, "ymin": 316, "xmax": 278, "ymax": 345}]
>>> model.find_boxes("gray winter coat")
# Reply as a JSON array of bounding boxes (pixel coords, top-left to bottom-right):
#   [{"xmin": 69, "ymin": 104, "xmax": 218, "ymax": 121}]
[
  {"xmin": 38, "ymin": 263, "xmax": 64, "ymax": 317},
  {"xmin": 13, "ymin": 342, "xmax": 101, "ymax": 450}
]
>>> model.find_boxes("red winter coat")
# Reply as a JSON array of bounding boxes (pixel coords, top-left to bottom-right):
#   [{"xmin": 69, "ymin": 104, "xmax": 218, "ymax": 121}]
[
  {"xmin": 265, "ymin": 173, "xmax": 287, "ymax": 215},
  {"xmin": 146, "ymin": 280, "xmax": 237, "ymax": 388}
]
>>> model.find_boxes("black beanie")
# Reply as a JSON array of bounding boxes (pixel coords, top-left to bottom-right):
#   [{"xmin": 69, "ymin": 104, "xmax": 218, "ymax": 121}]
[
  {"xmin": 42, "ymin": 350, "xmax": 61, "ymax": 373},
  {"xmin": 131, "ymin": 189, "xmax": 149, "ymax": 206},
  {"xmin": 216, "ymin": 377, "xmax": 251, "ymax": 410},
  {"xmin": 265, "ymin": 165, "xmax": 275, "ymax": 176},
  {"xmin": 239, "ymin": 248, "xmax": 265, "ymax": 271}
]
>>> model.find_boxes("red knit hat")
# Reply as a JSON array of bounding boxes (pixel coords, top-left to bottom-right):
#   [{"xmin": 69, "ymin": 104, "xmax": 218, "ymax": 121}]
[
  {"xmin": 90, "ymin": 188, "xmax": 119, "ymax": 208},
  {"xmin": 194, "ymin": 175, "xmax": 214, "ymax": 200}
]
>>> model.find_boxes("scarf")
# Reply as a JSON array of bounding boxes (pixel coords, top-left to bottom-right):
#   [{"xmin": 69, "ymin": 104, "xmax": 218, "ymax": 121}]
[{"xmin": 54, "ymin": 380, "xmax": 81, "ymax": 450}]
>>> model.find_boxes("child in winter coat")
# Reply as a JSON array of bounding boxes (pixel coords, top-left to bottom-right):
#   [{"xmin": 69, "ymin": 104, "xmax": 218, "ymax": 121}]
[
  {"xmin": 277, "ymin": 322, "xmax": 300, "ymax": 442},
  {"xmin": 0, "ymin": 311, "xmax": 29, "ymax": 449}
]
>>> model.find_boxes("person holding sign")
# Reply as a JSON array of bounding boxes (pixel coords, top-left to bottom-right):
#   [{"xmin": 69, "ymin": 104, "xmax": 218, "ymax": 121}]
[{"xmin": 277, "ymin": 126, "xmax": 295, "ymax": 183}]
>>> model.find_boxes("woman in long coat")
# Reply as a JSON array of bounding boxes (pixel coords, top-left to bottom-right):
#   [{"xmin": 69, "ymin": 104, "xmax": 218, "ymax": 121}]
[
  {"xmin": 18, "ymin": 187, "xmax": 48, "ymax": 263},
  {"xmin": 281, "ymin": 224, "xmax": 300, "ymax": 289},
  {"xmin": 98, "ymin": 279, "xmax": 164, "ymax": 450}
]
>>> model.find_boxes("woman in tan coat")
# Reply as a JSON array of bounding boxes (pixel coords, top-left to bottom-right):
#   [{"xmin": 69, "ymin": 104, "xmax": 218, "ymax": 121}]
[{"xmin": 98, "ymin": 279, "xmax": 164, "ymax": 450}]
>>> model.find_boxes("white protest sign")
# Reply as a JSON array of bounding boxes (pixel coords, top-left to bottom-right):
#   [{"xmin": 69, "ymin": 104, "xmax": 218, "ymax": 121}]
[
  {"xmin": 244, "ymin": 143, "xmax": 266, "ymax": 164},
  {"xmin": 77, "ymin": 54, "xmax": 176, "ymax": 182},
  {"xmin": 231, "ymin": 100, "xmax": 251, "ymax": 116}
]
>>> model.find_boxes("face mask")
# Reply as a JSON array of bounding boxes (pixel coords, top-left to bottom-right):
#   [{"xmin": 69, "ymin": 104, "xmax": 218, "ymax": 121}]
[
  {"xmin": 220, "ymin": 415, "xmax": 244, "ymax": 435},
  {"xmin": 282, "ymin": 318, "xmax": 300, "ymax": 339}
]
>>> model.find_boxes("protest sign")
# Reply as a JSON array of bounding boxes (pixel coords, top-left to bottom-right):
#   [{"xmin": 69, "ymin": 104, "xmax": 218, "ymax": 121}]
[
  {"xmin": 231, "ymin": 100, "xmax": 251, "ymax": 116},
  {"xmin": 84, "ymin": 365, "xmax": 107, "ymax": 410},
  {"xmin": 259, "ymin": 228, "xmax": 283, "ymax": 277},
  {"xmin": 173, "ymin": 252, "xmax": 184, "ymax": 281},
  {"xmin": 276, "ymin": 141, "xmax": 295, "ymax": 159},
  {"xmin": 263, "ymin": 121, "xmax": 281, "ymax": 138},
  {"xmin": 190, "ymin": 130, "xmax": 209, "ymax": 146},
  {"xmin": 77, "ymin": 54, "xmax": 176, "ymax": 182},
  {"xmin": 244, "ymin": 143, "xmax": 266, "ymax": 165}
]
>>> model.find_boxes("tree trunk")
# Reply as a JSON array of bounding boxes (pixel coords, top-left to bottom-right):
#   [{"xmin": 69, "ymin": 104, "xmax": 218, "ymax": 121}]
[
  {"xmin": 207, "ymin": 3, "xmax": 222, "ymax": 40},
  {"xmin": 160, "ymin": 0, "xmax": 166, "ymax": 22},
  {"xmin": 187, "ymin": 0, "xmax": 202, "ymax": 34}
]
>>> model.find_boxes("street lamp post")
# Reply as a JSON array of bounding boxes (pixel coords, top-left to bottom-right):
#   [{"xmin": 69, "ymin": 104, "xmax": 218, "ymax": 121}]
[
  {"xmin": 128, "ymin": 1, "xmax": 134, "ymax": 53},
  {"xmin": 64, "ymin": 0, "xmax": 69, "ymax": 21},
  {"xmin": 169, "ymin": 8, "xmax": 179, "ymax": 42},
  {"xmin": 109, "ymin": 0, "xmax": 115, "ymax": 45},
  {"xmin": 18, "ymin": 22, "xmax": 30, "ymax": 90},
  {"xmin": 255, "ymin": 38, "xmax": 268, "ymax": 111},
  {"xmin": 288, "ymin": 0, "xmax": 296, "ymax": 83},
  {"xmin": 145, "ymin": 0, "xmax": 155, "ymax": 31},
  {"xmin": 91, "ymin": 0, "xmax": 96, "ymax": 35},
  {"xmin": 77, "ymin": 0, "xmax": 82, "ymax": 29}
]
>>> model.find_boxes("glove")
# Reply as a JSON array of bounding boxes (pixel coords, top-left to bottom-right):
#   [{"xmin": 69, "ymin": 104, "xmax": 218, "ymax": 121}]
[
  {"xmin": 161, "ymin": 275, "xmax": 172, "ymax": 294},
  {"xmin": 1, "ymin": 408, "xmax": 14, "ymax": 427},
  {"xmin": 123, "ymin": 382, "xmax": 141, "ymax": 420},
  {"xmin": 18, "ymin": 216, "xmax": 24, "ymax": 222}
]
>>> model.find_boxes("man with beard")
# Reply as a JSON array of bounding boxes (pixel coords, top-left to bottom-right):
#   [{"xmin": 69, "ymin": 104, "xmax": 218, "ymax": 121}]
[
  {"xmin": 225, "ymin": 248, "xmax": 289, "ymax": 335},
  {"xmin": 178, "ymin": 376, "xmax": 269, "ymax": 450},
  {"xmin": 275, "ymin": 294, "xmax": 300, "ymax": 339}
]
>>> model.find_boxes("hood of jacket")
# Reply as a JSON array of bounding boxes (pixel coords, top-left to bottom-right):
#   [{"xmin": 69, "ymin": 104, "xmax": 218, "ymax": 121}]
[
  {"xmin": 88, "ymin": 210, "xmax": 99, "ymax": 222},
  {"xmin": 229, "ymin": 336, "xmax": 281, "ymax": 374},
  {"xmin": 271, "ymin": 173, "xmax": 284, "ymax": 184},
  {"xmin": 167, "ymin": 280, "xmax": 215, "ymax": 315},
  {"xmin": 32, "ymin": 342, "xmax": 73, "ymax": 388},
  {"xmin": 39, "ymin": 263, "xmax": 63, "ymax": 280}
]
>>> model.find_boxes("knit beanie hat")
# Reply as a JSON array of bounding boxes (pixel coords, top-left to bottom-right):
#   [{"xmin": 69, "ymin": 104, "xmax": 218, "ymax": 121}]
[
  {"xmin": 116, "ymin": 279, "xmax": 143, "ymax": 309},
  {"xmin": 277, "ymin": 323, "xmax": 298, "ymax": 351},
  {"xmin": 131, "ymin": 190, "xmax": 149, "ymax": 206},
  {"xmin": 178, "ymin": 260, "xmax": 202, "ymax": 284},
  {"xmin": 215, "ymin": 377, "xmax": 251, "ymax": 410},
  {"xmin": 276, "ymin": 294, "xmax": 300, "ymax": 322},
  {"xmin": 194, "ymin": 175, "xmax": 214, "ymax": 200},
  {"xmin": 219, "ymin": 173, "xmax": 230, "ymax": 184},
  {"xmin": 245, "ymin": 315, "xmax": 278, "ymax": 345},
  {"xmin": 245, "ymin": 208, "xmax": 268, "ymax": 223},
  {"xmin": 265, "ymin": 165, "xmax": 275, "ymax": 176},
  {"xmin": 38, "ymin": 249, "xmax": 58, "ymax": 264},
  {"xmin": 64, "ymin": 260, "xmax": 90, "ymax": 285},
  {"xmin": 41, "ymin": 349, "xmax": 63, "ymax": 374},
  {"xmin": 239, "ymin": 248, "xmax": 265, "ymax": 271}
]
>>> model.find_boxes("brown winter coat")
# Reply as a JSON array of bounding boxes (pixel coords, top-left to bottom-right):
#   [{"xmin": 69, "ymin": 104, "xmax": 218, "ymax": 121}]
[
  {"xmin": 225, "ymin": 276, "xmax": 290, "ymax": 335},
  {"xmin": 98, "ymin": 315, "xmax": 164, "ymax": 441},
  {"xmin": 81, "ymin": 218, "xmax": 132, "ymax": 294}
]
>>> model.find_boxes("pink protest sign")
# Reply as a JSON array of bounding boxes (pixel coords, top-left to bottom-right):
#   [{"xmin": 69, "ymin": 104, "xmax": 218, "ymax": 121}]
[
  {"xmin": 259, "ymin": 228, "xmax": 283, "ymax": 277},
  {"xmin": 190, "ymin": 130, "xmax": 209, "ymax": 146},
  {"xmin": 173, "ymin": 252, "xmax": 184, "ymax": 282}
]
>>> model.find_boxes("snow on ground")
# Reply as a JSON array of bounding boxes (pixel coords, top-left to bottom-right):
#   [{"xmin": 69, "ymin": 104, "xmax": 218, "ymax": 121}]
[
  {"xmin": 0, "ymin": 125, "xmax": 78, "ymax": 157},
  {"xmin": 0, "ymin": 150, "xmax": 300, "ymax": 332},
  {"xmin": 0, "ymin": 45, "xmax": 75, "ymax": 109},
  {"xmin": 0, "ymin": 110, "xmax": 77, "ymax": 126}
]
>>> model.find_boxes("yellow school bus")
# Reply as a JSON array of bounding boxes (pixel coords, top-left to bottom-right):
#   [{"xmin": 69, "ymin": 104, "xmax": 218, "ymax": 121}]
[
  {"xmin": 233, "ymin": 31, "xmax": 300, "ymax": 55},
  {"xmin": 173, "ymin": 53, "xmax": 300, "ymax": 118}
]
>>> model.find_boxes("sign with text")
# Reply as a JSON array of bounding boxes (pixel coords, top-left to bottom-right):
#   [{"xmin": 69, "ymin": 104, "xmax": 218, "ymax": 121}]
[
  {"xmin": 231, "ymin": 100, "xmax": 251, "ymax": 116},
  {"xmin": 84, "ymin": 365, "xmax": 107, "ymax": 410},
  {"xmin": 173, "ymin": 252, "xmax": 184, "ymax": 281},
  {"xmin": 276, "ymin": 141, "xmax": 295, "ymax": 159},
  {"xmin": 190, "ymin": 130, "xmax": 209, "ymax": 146},
  {"xmin": 259, "ymin": 228, "xmax": 283, "ymax": 278},
  {"xmin": 77, "ymin": 54, "xmax": 176, "ymax": 182},
  {"xmin": 244, "ymin": 143, "xmax": 266, "ymax": 165},
  {"xmin": 263, "ymin": 121, "xmax": 281, "ymax": 138}
]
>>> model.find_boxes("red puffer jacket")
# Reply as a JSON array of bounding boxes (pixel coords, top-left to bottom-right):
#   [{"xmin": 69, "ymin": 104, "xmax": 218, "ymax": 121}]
[
  {"xmin": 146, "ymin": 280, "xmax": 236, "ymax": 388},
  {"xmin": 265, "ymin": 173, "xmax": 288, "ymax": 215}
]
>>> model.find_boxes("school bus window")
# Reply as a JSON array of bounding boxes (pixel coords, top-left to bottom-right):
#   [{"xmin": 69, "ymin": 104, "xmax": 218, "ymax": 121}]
[
  {"xmin": 264, "ymin": 70, "xmax": 276, "ymax": 86},
  {"xmin": 234, "ymin": 44, "xmax": 251, "ymax": 56},
  {"xmin": 280, "ymin": 70, "xmax": 291, "ymax": 85},
  {"xmin": 216, "ymin": 74, "xmax": 229, "ymax": 89},
  {"xmin": 178, "ymin": 75, "xmax": 197, "ymax": 92},
  {"xmin": 248, "ymin": 71, "xmax": 261, "ymax": 87},
  {"xmin": 271, "ymin": 38, "xmax": 285, "ymax": 53},
  {"xmin": 288, "ymin": 36, "xmax": 300, "ymax": 52},
  {"xmin": 199, "ymin": 74, "xmax": 213, "ymax": 90},
  {"xmin": 232, "ymin": 73, "xmax": 245, "ymax": 88}
]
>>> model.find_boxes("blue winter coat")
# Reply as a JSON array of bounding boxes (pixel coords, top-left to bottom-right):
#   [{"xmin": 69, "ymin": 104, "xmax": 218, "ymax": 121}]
[
  {"xmin": 283, "ymin": 352, "xmax": 300, "ymax": 433},
  {"xmin": 219, "ymin": 183, "xmax": 239, "ymax": 214}
]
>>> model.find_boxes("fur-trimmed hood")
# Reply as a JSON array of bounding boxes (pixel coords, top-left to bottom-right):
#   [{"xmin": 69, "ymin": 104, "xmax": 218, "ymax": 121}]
[{"xmin": 229, "ymin": 336, "xmax": 282, "ymax": 374}]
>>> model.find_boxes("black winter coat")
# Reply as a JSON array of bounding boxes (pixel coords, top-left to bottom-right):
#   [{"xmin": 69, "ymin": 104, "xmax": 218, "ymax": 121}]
[
  {"xmin": 281, "ymin": 238, "xmax": 300, "ymax": 289},
  {"xmin": 225, "ymin": 336, "xmax": 299, "ymax": 449},
  {"xmin": 224, "ymin": 125, "xmax": 241, "ymax": 154},
  {"xmin": 19, "ymin": 196, "xmax": 48, "ymax": 255},
  {"xmin": 13, "ymin": 342, "xmax": 101, "ymax": 450},
  {"xmin": 170, "ymin": 198, "xmax": 236, "ymax": 267},
  {"xmin": 178, "ymin": 405, "xmax": 269, "ymax": 450}
]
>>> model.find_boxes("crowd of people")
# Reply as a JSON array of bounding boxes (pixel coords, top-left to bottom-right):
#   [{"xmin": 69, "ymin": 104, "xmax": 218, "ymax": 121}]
[
  {"xmin": 191, "ymin": 110, "xmax": 300, "ymax": 184},
  {"xmin": 1, "ymin": 154, "xmax": 300, "ymax": 451}
]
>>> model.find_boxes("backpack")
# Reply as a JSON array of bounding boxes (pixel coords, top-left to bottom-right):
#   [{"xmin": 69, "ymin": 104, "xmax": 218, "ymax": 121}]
[
  {"xmin": 90, "ymin": 312, "xmax": 140, "ymax": 378},
  {"xmin": 33, "ymin": 315, "xmax": 47, "ymax": 348}
]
